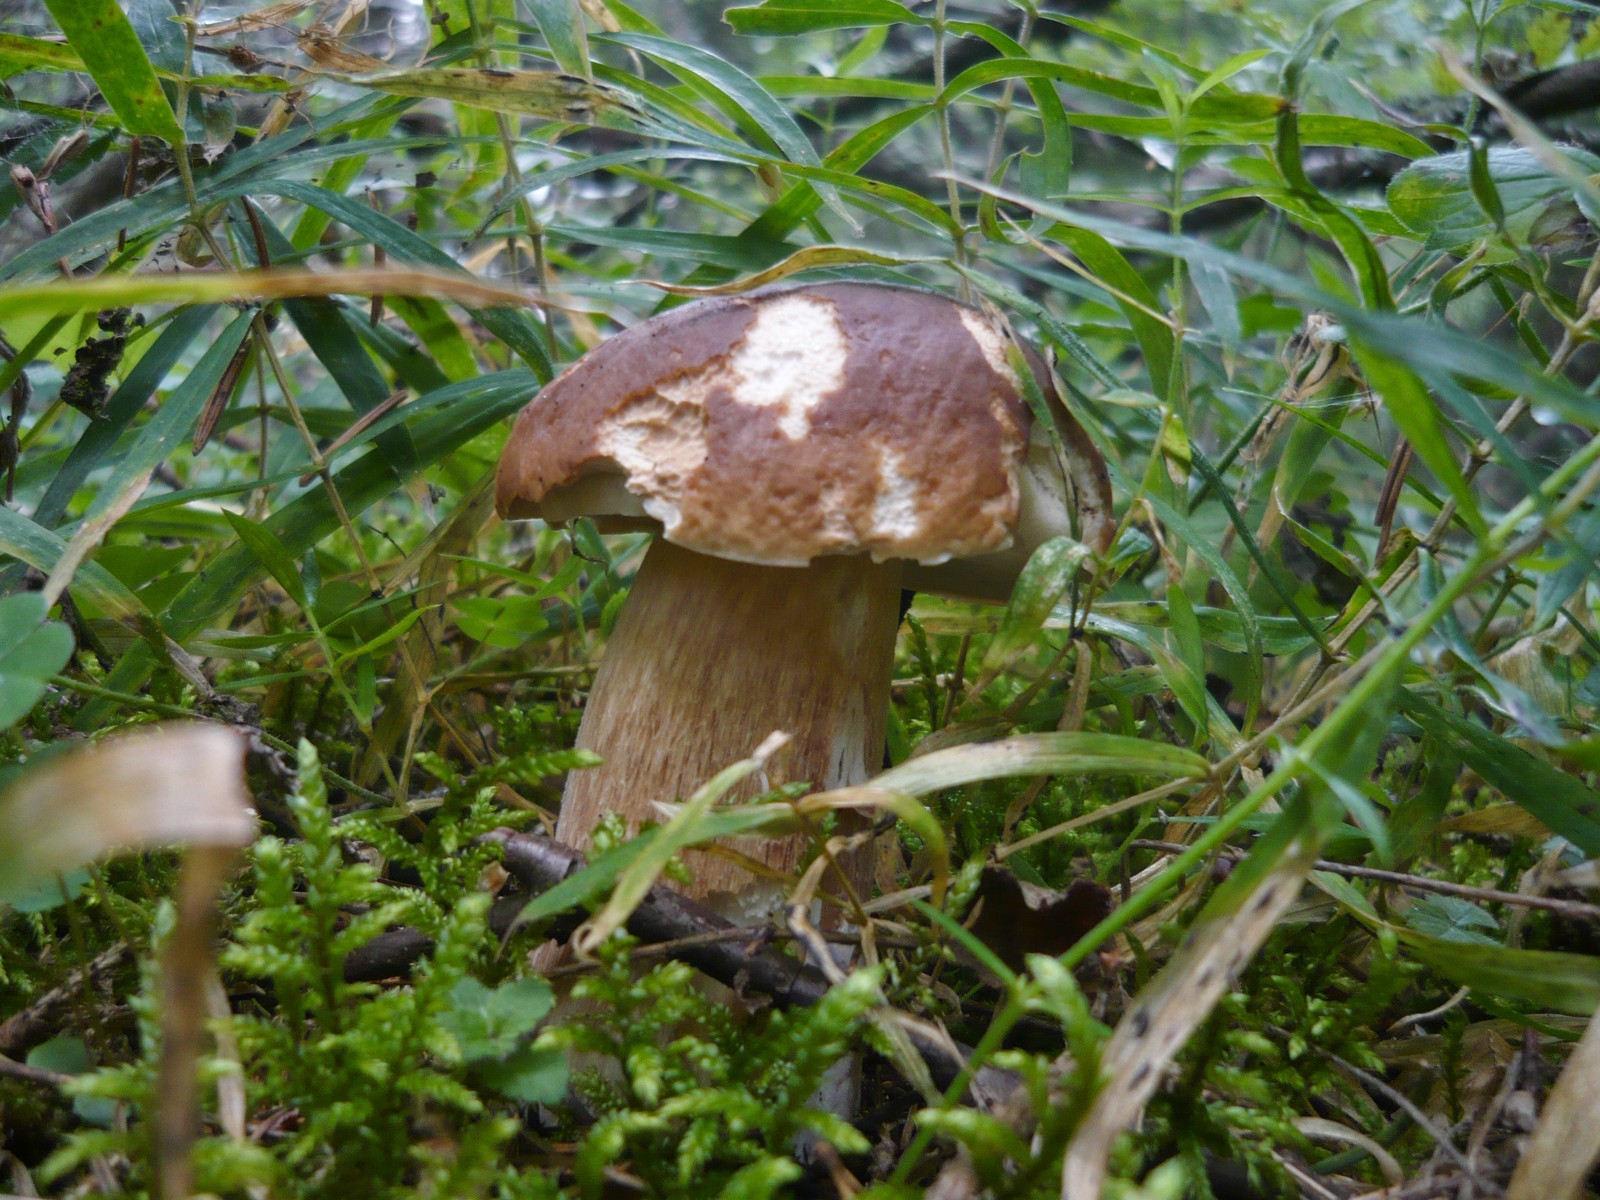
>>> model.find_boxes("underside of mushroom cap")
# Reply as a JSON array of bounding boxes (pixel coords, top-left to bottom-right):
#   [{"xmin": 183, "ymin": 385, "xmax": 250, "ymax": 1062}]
[{"xmin": 495, "ymin": 281, "xmax": 1111, "ymax": 583}]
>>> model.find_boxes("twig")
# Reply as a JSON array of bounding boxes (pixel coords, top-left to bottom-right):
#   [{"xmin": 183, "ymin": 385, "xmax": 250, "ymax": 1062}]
[
  {"xmin": 0, "ymin": 1052, "xmax": 71, "ymax": 1089},
  {"xmin": 480, "ymin": 829, "xmax": 1003, "ymax": 1097},
  {"xmin": 1315, "ymin": 1045, "xmax": 1490, "ymax": 1189},
  {"xmin": 0, "ymin": 944, "xmax": 130, "ymax": 1056},
  {"xmin": 1129, "ymin": 840, "xmax": 1600, "ymax": 922},
  {"xmin": 1389, "ymin": 986, "xmax": 1471, "ymax": 1034}
]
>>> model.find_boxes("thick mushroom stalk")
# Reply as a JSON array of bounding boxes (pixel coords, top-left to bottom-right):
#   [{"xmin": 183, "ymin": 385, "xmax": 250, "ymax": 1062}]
[
  {"xmin": 561, "ymin": 541, "xmax": 901, "ymax": 916},
  {"xmin": 496, "ymin": 282, "xmax": 1114, "ymax": 930}
]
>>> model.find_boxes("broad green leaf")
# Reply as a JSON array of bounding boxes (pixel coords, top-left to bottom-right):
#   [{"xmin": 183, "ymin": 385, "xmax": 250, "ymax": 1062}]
[
  {"xmin": 125, "ymin": 0, "xmax": 185, "ymax": 74},
  {"xmin": 26, "ymin": 1035, "xmax": 115, "ymax": 1126},
  {"xmin": 7, "ymin": 869, "xmax": 91, "ymax": 914},
  {"xmin": 1080, "ymin": 603, "xmax": 1324, "ymax": 656},
  {"xmin": 454, "ymin": 596, "xmax": 551, "ymax": 649},
  {"xmin": 941, "ymin": 57, "xmax": 1279, "ymax": 127},
  {"xmin": 184, "ymin": 72, "xmax": 294, "ymax": 93},
  {"xmin": 441, "ymin": 977, "xmax": 555, "ymax": 1059},
  {"xmin": 758, "ymin": 75, "xmax": 932, "ymax": 102},
  {"xmin": 1064, "ymin": 113, "xmax": 1432, "ymax": 158},
  {"xmin": 1401, "ymin": 896, "xmax": 1501, "ymax": 946},
  {"xmin": 724, "ymin": 0, "xmax": 923, "ymax": 35},
  {"xmin": 0, "ymin": 594, "xmax": 74, "ymax": 733},
  {"xmin": 42, "ymin": 0, "xmax": 183, "ymax": 143},
  {"xmin": 1191, "ymin": 48, "xmax": 1272, "ymax": 101},
  {"xmin": 475, "ymin": 1045, "xmax": 569, "ymax": 1105},
  {"xmin": 1319, "ymin": 870, "xmax": 1600, "ymax": 1013},
  {"xmin": 1045, "ymin": 14, "xmax": 1208, "ymax": 77},
  {"xmin": 1276, "ymin": 107, "xmax": 1393, "ymax": 309},
  {"xmin": 1388, "ymin": 147, "xmax": 1600, "ymax": 253}
]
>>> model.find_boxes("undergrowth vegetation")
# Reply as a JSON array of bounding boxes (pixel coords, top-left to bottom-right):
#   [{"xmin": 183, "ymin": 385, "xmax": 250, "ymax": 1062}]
[{"xmin": 2, "ymin": 0, "xmax": 1600, "ymax": 1196}]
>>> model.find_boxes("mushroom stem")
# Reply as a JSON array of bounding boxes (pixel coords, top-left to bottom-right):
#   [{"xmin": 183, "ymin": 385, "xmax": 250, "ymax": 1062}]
[{"xmin": 558, "ymin": 539, "xmax": 903, "ymax": 918}]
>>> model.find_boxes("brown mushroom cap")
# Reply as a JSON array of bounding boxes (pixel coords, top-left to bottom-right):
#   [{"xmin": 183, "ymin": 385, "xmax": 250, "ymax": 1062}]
[{"xmin": 495, "ymin": 282, "xmax": 1112, "ymax": 596}]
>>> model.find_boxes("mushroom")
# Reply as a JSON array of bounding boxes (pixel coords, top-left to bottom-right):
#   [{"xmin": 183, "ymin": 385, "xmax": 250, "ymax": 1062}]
[{"xmin": 494, "ymin": 281, "xmax": 1112, "ymax": 921}]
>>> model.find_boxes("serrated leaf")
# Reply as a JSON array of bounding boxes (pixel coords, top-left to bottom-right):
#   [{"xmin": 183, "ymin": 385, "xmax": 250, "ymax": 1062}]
[
  {"xmin": 442, "ymin": 977, "xmax": 555, "ymax": 1059},
  {"xmin": 475, "ymin": 1044, "xmax": 569, "ymax": 1104}
]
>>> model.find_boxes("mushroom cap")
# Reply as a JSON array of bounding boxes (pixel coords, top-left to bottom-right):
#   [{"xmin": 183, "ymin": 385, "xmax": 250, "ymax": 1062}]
[{"xmin": 495, "ymin": 282, "xmax": 1112, "ymax": 599}]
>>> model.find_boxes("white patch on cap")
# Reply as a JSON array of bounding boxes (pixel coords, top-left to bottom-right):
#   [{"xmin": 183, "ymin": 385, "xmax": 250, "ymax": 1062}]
[
  {"xmin": 728, "ymin": 294, "xmax": 846, "ymax": 440},
  {"xmin": 871, "ymin": 445, "xmax": 922, "ymax": 544},
  {"xmin": 596, "ymin": 396, "xmax": 708, "ymax": 534},
  {"xmin": 957, "ymin": 307, "xmax": 1020, "ymax": 386}
]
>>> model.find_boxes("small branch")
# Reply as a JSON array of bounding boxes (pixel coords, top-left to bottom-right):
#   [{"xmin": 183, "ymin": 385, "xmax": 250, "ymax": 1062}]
[
  {"xmin": 483, "ymin": 828, "xmax": 834, "ymax": 1010},
  {"xmin": 0, "ymin": 1051, "xmax": 71, "ymax": 1089},
  {"xmin": 0, "ymin": 944, "xmax": 131, "ymax": 1056},
  {"xmin": 476, "ymin": 830, "xmax": 1009, "ymax": 1098},
  {"xmin": 1130, "ymin": 840, "xmax": 1600, "ymax": 922},
  {"xmin": 1320, "ymin": 1046, "xmax": 1490, "ymax": 1189}
]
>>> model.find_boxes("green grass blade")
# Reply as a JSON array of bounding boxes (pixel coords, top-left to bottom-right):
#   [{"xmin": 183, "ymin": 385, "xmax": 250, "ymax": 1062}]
[
  {"xmin": 524, "ymin": 0, "xmax": 590, "ymax": 78},
  {"xmin": 86, "ymin": 312, "xmax": 254, "ymax": 521},
  {"xmin": 42, "ymin": 0, "xmax": 183, "ymax": 143}
]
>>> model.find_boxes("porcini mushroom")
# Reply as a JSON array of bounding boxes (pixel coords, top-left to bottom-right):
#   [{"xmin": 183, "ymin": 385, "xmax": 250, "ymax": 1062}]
[{"xmin": 495, "ymin": 281, "xmax": 1112, "ymax": 920}]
